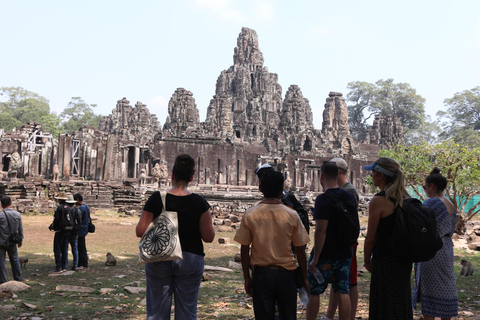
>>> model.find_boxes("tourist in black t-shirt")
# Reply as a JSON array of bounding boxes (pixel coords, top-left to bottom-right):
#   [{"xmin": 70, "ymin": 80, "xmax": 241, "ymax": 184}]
[{"xmin": 136, "ymin": 154, "xmax": 215, "ymax": 320}]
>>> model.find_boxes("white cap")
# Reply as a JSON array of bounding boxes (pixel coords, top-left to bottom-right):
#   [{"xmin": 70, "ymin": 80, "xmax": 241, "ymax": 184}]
[{"xmin": 330, "ymin": 157, "xmax": 348, "ymax": 170}]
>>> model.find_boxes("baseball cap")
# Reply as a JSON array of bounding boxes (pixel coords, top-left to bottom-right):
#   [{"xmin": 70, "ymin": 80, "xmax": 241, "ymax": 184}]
[
  {"xmin": 330, "ymin": 157, "xmax": 348, "ymax": 171},
  {"xmin": 254, "ymin": 163, "xmax": 274, "ymax": 179}
]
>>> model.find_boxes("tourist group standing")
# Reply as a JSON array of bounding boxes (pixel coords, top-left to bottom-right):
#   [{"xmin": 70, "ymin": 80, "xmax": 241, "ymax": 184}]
[{"xmin": 0, "ymin": 152, "xmax": 458, "ymax": 320}]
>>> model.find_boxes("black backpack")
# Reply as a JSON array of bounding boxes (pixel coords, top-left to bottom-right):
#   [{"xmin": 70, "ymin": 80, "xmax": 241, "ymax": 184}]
[
  {"xmin": 388, "ymin": 198, "xmax": 443, "ymax": 263},
  {"xmin": 59, "ymin": 204, "xmax": 75, "ymax": 231},
  {"xmin": 323, "ymin": 191, "xmax": 360, "ymax": 249},
  {"xmin": 282, "ymin": 191, "xmax": 310, "ymax": 235},
  {"xmin": 71, "ymin": 206, "xmax": 82, "ymax": 232}
]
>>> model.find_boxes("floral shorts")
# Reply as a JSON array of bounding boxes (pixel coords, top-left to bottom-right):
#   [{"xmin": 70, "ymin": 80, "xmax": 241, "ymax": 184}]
[{"xmin": 307, "ymin": 256, "xmax": 351, "ymax": 295}]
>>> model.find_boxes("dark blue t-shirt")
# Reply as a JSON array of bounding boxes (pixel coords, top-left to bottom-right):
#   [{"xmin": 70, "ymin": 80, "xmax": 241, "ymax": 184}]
[{"xmin": 313, "ymin": 187, "xmax": 356, "ymax": 260}]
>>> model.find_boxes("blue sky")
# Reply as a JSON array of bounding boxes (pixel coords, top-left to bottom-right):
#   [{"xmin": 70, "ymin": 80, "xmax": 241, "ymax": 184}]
[{"xmin": 1, "ymin": 0, "xmax": 479, "ymax": 129}]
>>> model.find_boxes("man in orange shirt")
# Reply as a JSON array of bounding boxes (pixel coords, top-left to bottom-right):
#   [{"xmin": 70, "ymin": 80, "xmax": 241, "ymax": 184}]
[{"xmin": 234, "ymin": 170, "xmax": 310, "ymax": 319}]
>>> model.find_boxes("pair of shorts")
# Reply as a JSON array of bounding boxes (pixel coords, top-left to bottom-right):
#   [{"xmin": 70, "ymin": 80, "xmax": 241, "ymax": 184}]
[
  {"xmin": 307, "ymin": 256, "xmax": 351, "ymax": 295},
  {"xmin": 350, "ymin": 242, "xmax": 358, "ymax": 286}
]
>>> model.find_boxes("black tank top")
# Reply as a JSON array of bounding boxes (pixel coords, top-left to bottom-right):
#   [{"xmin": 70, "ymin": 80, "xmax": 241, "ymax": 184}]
[{"xmin": 373, "ymin": 191, "xmax": 397, "ymax": 259}]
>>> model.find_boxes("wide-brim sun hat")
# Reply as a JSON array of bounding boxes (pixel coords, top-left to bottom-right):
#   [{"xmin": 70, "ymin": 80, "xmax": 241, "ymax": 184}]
[
  {"xmin": 65, "ymin": 194, "xmax": 76, "ymax": 204},
  {"xmin": 55, "ymin": 192, "xmax": 68, "ymax": 200}
]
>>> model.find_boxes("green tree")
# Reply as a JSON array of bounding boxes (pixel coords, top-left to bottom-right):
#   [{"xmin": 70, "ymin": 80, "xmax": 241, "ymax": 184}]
[
  {"xmin": 60, "ymin": 97, "xmax": 103, "ymax": 133},
  {"xmin": 0, "ymin": 86, "xmax": 49, "ymax": 112},
  {"xmin": 346, "ymin": 79, "xmax": 428, "ymax": 144},
  {"xmin": 438, "ymin": 86, "xmax": 480, "ymax": 146},
  {"xmin": 0, "ymin": 113, "xmax": 20, "ymax": 132},
  {"xmin": 380, "ymin": 140, "xmax": 480, "ymax": 233},
  {"xmin": 0, "ymin": 86, "xmax": 62, "ymax": 135}
]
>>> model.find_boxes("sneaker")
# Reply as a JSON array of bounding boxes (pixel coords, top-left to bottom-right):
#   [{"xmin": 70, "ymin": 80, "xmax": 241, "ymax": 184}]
[
  {"xmin": 71, "ymin": 267, "xmax": 78, "ymax": 271},
  {"xmin": 77, "ymin": 266, "xmax": 85, "ymax": 270},
  {"xmin": 50, "ymin": 269, "xmax": 64, "ymax": 274}
]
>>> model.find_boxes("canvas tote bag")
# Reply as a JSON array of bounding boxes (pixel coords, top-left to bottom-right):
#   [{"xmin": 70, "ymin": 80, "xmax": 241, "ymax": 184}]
[{"xmin": 138, "ymin": 191, "xmax": 183, "ymax": 264}]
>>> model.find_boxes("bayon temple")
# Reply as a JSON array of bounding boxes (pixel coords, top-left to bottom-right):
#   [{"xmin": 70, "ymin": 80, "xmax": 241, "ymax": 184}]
[{"xmin": 0, "ymin": 27, "xmax": 403, "ymax": 215}]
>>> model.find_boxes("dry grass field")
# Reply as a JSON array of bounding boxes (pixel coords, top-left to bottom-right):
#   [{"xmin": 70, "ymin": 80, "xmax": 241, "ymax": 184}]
[{"xmin": 0, "ymin": 211, "xmax": 479, "ymax": 319}]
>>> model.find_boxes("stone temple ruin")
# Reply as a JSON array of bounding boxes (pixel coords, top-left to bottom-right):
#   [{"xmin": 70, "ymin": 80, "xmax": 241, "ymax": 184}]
[{"xmin": 0, "ymin": 27, "xmax": 403, "ymax": 215}]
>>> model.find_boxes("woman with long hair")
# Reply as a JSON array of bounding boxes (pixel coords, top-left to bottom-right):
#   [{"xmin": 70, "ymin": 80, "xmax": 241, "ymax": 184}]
[
  {"xmin": 136, "ymin": 154, "xmax": 215, "ymax": 319},
  {"xmin": 363, "ymin": 157, "xmax": 413, "ymax": 320},
  {"xmin": 413, "ymin": 167, "xmax": 458, "ymax": 320}
]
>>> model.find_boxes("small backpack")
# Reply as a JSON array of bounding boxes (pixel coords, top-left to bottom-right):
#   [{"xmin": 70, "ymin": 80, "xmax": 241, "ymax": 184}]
[
  {"xmin": 282, "ymin": 191, "xmax": 310, "ymax": 235},
  {"xmin": 388, "ymin": 198, "xmax": 443, "ymax": 263},
  {"xmin": 323, "ymin": 191, "xmax": 360, "ymax": 249},
  {"xmin": 59, "ymin": 204, "xmax": 75, "ymax": 231},
  {"xmin": 71, "ymin": 206, "xmax": 82, "ymax": 232}
]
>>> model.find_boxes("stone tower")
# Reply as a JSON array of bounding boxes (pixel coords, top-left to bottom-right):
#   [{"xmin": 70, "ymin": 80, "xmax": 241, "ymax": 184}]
[
  {"xmin": 367, "ymin": 114, "xmax": 404, "ymax": 148},
  {"xmin": 163, "ymin": 88, "xmax": 201, "ymax": 137},
  {"xmin": 205, "ymin": 27, "xmax": 283, "ymax": 141},
  {"xmin": 280, "ymin": 85, "xmax": 314, "ymax": 135},
  {"xmin": 98, "ymin": 97, "xmax": 161, "ymax": 145},
  {"xmin": 321, "ymin": 92, "xmax": 354, "ymax": 154}
]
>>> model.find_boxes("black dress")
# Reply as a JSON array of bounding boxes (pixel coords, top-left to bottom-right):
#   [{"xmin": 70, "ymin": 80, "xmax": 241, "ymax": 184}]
[{"xmin": 369, "ymin": 191, "xmax": 413, "ymax": 320}]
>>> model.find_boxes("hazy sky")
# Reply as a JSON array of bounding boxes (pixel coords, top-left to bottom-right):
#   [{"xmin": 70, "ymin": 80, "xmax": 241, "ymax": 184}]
[{"xmin": 1, "ymin": 0, "xmax": 479, "ymax": 129}]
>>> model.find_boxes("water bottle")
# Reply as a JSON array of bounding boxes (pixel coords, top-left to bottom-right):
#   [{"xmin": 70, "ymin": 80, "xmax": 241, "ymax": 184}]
[
  {"xmin": 314, "ymin": 267, "xmax": 324, "ymax": 284},
  {"xmin": 298, "ymin": 287, "xmax": 309, "ymax": 305}
]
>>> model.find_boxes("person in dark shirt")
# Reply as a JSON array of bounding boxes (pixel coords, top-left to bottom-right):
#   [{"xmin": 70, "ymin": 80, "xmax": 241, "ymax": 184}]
[
  {"xmin": 306, "ymin": 162, "xmax": 356, "ymax": 320},
  {"xmin": 136, "ymin": 154, "xmax": 215, "ymax": 320}
]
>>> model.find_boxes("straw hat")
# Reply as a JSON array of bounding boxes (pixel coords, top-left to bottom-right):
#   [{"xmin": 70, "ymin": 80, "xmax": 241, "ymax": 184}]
[
  {"xmin": 65, "ymin": 194, "xmax": 76, "ymax": 204},
  {"xmin": 55, "ymin": 192, "xmax": 68, "ymax": 200}
]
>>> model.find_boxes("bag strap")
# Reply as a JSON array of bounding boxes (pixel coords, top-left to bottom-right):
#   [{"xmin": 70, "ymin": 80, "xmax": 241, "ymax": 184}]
[
  {"xmin": 160, "ymin": 191, "xmax": 167, "ymax": 213},
  {"xmin": 2, "ymin": 210, "xmax": 14, "ymax": 234}
]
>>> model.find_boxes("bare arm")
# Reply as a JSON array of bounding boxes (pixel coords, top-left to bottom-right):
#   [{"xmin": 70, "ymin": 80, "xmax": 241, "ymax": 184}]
[
  {"xmin": 309, "ymin": 219, "xmax": 328, "ymax": 274},
  {"xmin": 240, "ymin": 244, "xmax": 253, "ymax": 297},
  {"xmin": 136, "ymin": 210, "xmax": 154, "ymax": 238},
  {"xmin": 199, "ymin": 209, "xmax": 215, "ymax": 243},
  {"xmin": 364, "ymin": 196, "xmax": 383, "ymax": 272}
]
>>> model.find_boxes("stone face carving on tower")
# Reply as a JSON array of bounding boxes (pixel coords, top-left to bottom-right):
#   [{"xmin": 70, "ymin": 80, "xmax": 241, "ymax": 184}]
[
  {"xmin": 205, "ymin": 27, "xmax": 282, "ymax": 141},
  {"xmin": 99, "ymin": 97, "xmax": 160, "ymax": 144},
  {"xmin": 367, "ymin": 114, "xmax": 404, "ymax": 148},
  {"xmin": 233, "ymin": 27, "xmax": 264, "ymax": 70},
  {"xmin": 280, "ymin": 85, "xmax": 314, "ymax": 135},
  {"xmin": 321, "ymin": 92, "xmax": 351, "ymax": 141},
  {"xmin": 163, "ymin": 88, "xmax": 201, "ymax": 137}
]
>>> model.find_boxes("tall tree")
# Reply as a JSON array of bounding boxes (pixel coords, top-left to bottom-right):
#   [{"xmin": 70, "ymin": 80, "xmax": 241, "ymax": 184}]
[
  {"xmin": 60, "ymin": 97, "xmax": 103, "ymax": 133},
  {"xmin": 438, "ymin": 86, "xmax": 480, "ymax": 146},
  {"xmin": 380, "ymin": 140, "xmax": 480, "ymax": 234},
  {"xmin": 0, "ymin": 86, "xmax": 62, "ymax": 135},
  {"xmin": 346, "ymin": 79, "xmax": 428, "ymax": 144}
]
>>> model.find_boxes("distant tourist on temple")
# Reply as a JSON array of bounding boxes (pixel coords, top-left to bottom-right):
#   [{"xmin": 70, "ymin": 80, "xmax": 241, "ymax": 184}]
[
  {"xmin": 235, "ymin": 169, "xmax": 310, "ymax": 319},
  {"xmin": 322, "ymin": 157, "xmax": 360, "ymax": 320},
  {"xmin": 363, "ymin": 157, "xmax": 412, "ymax": 320},
  {"xmin": 0, "ymin": 196, "xmax": 24, "ymax": 283},
  {"xmin": 49, "ymin": 192, "xmax": 70, "ymax": 274},
  {"xmin": 74, "ymin": 193, "xmax": 91, "ymax": 270},
  {"xmin": 136, "ymin": 154, "xmax": 215, "ymax": 320},
  {"xmin": 412, "ymin": 167, "xmax": 458, "ymax": 320}
]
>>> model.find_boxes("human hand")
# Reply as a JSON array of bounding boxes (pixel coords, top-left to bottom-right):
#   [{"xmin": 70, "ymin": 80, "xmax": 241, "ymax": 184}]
[
  {"xmin": 364, "ymin": 260, "xmax": 372, "ymax": 273},
  {"xmin": 244, "ymin": 277, "xmax": 253, "ymax": 297}
]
